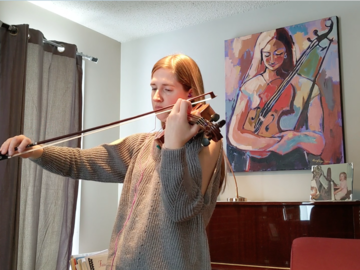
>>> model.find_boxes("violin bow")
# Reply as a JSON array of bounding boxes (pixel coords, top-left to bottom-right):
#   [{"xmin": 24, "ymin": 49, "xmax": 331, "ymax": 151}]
[{"xmin": 0, "ymin": 91, "xmax": 217, "ymax": 160}]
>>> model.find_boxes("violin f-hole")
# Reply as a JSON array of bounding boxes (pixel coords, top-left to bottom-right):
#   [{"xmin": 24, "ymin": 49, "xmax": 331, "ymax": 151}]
[
  {"xmin": 250, "ymin": 107, "xmax": 261, "ymax": 121},
  {"xmin": 265, "ymin": 113, "xmax": 275, "ymax": 132}
]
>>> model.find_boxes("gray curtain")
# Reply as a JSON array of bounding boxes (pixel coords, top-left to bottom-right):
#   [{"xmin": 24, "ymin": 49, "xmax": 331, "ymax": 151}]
[
  {"xmin": 0, "ymin": 24, "xmax": 82, "ymax": 270},
  {"xmin": 17, "ymin": 29, "xmax": 82, "ymax": 270},
  {"xmin": 0, "ymin": 24, "xmax": 28, "ymax": 270}
]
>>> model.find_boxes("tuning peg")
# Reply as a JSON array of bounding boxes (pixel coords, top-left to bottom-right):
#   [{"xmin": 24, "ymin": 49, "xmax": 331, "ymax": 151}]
[
  {"xmin": 210, "ymin": 113, "xmax": 220, "ymax": 122},
  {"xmin": 216, "ymin": 120, "xmax": 226, "ymax": 128},
  {"xmin": 202, "ymin": 137, "xmax": 211, "ymax": 147}
]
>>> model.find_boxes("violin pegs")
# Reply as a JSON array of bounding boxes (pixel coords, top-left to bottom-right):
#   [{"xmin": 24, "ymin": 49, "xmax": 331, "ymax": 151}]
[
  {"xmin": 210, "ymin": 113, "xmax": 220, "ymax": 122},
  {"xmin": 201, "ymin": 137, "xmax": 211, "ymax": 147},
  {"xmin": 216, "ymin": 119, "xmax": 226, "ymax": 128}
]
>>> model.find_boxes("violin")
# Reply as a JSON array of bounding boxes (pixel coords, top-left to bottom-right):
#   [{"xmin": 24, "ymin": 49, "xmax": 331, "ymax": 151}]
[
  {"xmin": 0, "ymin": 92, "xmax": 225, "ymax": 160},
  {"xmin": 155, "ymin": 103, "xmax": 226, "ymax": 147}
]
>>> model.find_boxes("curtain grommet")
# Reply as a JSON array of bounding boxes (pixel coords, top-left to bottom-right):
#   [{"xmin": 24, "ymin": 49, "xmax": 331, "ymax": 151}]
[
  {"xmin": 57, "ymin": 46, "xmax": 65, "ymax": 53},
  {"xmin": 9, "ymin": 26, "xmax": 18, "ymax": 36}
]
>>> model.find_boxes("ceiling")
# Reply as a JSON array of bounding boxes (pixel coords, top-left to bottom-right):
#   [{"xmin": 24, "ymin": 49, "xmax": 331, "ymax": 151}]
[{"xmin": 29, "ymin": 1, "xmax": 285, "ymax": 43}]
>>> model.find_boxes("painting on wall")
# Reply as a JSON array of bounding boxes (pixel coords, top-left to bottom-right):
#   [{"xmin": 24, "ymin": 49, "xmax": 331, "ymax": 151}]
[
  {"xmin": 310, "ymin": 163, "xmax": 353, "ymax": 201},
  {"xmin": 225, "ymin": 16, "xmax": 344, "ymax": 172}
]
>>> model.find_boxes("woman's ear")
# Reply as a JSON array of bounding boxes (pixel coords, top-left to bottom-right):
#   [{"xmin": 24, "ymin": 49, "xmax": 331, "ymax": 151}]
[{"xmin": 188, "ymin": 89, "xmax": 193, "ymax": 98}]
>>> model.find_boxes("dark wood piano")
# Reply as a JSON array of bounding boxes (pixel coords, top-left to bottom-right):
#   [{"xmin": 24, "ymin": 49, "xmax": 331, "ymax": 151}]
[{"xmin": 207, "ymin": 201, "xmax": 360, "ymax": 270}]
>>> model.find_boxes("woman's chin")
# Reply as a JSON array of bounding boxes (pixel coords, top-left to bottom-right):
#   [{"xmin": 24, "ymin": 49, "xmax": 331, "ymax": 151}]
[
  {"xmin": 155, "ymin": 110, "xmax": 169, "ymax": 122},
  {"xmin": 156, "ymin": 115, "xmax": 167, "ymax": 123}
]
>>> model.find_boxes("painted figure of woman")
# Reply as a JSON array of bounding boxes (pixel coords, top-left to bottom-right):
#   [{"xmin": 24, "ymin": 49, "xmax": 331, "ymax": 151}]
[{"xmin": 228, "ymin": 28, "xmax": 325, "ymax": 171}]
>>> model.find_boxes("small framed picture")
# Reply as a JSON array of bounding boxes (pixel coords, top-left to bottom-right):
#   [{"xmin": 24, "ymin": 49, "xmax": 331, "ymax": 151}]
[{"xmin": 310, "ymin": 163, "xmax": 353, "ymax": 201}]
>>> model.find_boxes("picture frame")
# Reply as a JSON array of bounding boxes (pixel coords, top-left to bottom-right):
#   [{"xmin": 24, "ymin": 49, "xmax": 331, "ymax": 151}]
[
  {"xmin": 225, "ymin": 16, "xmax": 345, "ymax": 172},
  {"xmin": 310, "ymin": 163, "xmax": 353, "ymax": 201}
]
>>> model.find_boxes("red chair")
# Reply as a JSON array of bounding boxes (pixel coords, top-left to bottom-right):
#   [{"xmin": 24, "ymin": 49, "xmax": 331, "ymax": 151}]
[{"xmin": 290, "ymin": 237, "xmax": 360, "ymax": 270}]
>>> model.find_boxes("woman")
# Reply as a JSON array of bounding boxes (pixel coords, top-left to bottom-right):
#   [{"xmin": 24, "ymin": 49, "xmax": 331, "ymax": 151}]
[
  {"xmin": 1, "ymin": 54, "xmax": 225, "ymax": 270},
  {"xmin": 228, "ymin": 28, "xmax": 325, "ymax": 171}
]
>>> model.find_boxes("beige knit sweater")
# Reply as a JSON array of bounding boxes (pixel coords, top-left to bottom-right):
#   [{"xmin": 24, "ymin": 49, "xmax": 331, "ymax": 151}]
[{"xmin": 32, "ymin": 132, "xmax": 223, "ymax": 270}]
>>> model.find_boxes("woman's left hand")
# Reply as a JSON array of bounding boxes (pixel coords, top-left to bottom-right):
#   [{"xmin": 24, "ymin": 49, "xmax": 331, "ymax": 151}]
[{"xmin": 163, "ymin": 99, "xmax": 201, "ymax": 149}]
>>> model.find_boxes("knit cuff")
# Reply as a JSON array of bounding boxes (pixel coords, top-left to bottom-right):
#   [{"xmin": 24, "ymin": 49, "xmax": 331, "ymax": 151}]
[
  {"xmin": 30, "ymin": 146, "xmax": 78, "ymax": 175},
  {"xmin": 160, "ymin": 146, "xmax": 187, "ymax": 171},
  {"xmin": 31, "ymin": 146, "xmax": 58, "ymax": 166}
]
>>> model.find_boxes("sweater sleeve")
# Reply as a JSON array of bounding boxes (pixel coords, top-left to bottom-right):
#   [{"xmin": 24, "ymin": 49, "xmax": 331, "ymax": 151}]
[
  {"xmin": 159, "ymin": 134, "xmax": 218, "ymax": 222},
  {"xmin": 30, "ymin": 134, "xmax": 145, "ymax": 183}
]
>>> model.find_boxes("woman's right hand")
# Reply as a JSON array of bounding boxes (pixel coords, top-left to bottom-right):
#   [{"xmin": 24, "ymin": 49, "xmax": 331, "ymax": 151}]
[{"xmin": 0, "ymin": 135, "xmax": 43, "ymax": 159}]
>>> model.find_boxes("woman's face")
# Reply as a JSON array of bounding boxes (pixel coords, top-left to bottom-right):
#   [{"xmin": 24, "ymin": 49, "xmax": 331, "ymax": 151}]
[
  {"xmin": 151, "ymin": 68, "xmax": 189, "ymax": 122},
  {"xmin": 262, "ymin": 39, "xmax": 286, "ymax": 71}
]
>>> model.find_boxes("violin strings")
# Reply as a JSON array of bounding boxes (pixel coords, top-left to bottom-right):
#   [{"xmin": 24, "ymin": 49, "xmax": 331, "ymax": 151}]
[
  {"xmin": 193, "ymin": 115, "xmax": 219, "ymax": 134},
  {"xmin": 261, "ymin": 48, "xmax": 309, "ymax": 115},
  {"xmin": 262, "ymin": 41, "xmax": 317, "ymax": 114},
  {"xmin": 188, "ymin": 115, "xmax": 209, "ymax": 129},
  {"xmin": 261, "ymin": 40, "xmax": 318, "ymax": 115},
  {"xmin": 188, "ymin": 115, "xmax": 219, "ymax": 138}
]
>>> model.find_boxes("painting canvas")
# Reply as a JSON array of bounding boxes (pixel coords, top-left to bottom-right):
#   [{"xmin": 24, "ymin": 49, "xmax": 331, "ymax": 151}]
[
  {"xmin": 310, "ymin": 163, "xmax": 353, "ymax": 201},
  {"xmin": 225, "ymin": 16, "xmax": 344, "ymax": 172}
]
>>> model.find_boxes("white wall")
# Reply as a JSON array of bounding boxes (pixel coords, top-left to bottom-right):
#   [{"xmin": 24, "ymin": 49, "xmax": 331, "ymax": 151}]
[
  {"xmin": 120, "ymin": 1, "xmax": 360, "ymax": 202},
  {"xmin": 0, "ymin": 1, "xmax": 121, "ymax": 253}
]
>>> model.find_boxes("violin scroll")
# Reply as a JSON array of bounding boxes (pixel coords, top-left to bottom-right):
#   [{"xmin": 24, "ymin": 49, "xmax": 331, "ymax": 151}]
[
  {"xmin": 188, "ymin": 103, "xmax": 225, "ymax": 146},
  {"xmin": 307, "ymin": 17, "xmax": 334, "ymax": 45},
  {"xmin": 201, "ymin": 119, "xmax": 226, "ymax": 146}
]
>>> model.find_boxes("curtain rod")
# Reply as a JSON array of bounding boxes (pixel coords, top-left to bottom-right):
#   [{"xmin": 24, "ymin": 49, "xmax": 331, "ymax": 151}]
[
  {"xmin": 0, "ymin": 20, "xmax": 17, "ymax": 34},
  {"xmin": 0, "ymin": 21, "xmax": 98, "ymax": 63},
  {"xmin": 43, "ymin": 39, "xmax": 98, "ymax": 63}
]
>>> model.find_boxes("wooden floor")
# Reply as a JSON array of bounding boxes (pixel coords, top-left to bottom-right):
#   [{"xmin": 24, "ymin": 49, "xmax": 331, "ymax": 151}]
[{"xmin": 211, "ymin": 263, "xmax": 290, "ymax": 270}]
